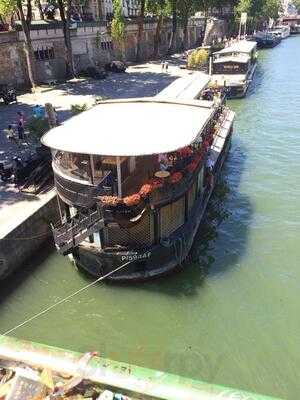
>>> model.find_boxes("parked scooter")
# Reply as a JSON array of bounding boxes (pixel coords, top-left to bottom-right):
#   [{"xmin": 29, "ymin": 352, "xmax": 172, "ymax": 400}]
[
  {"xmin": 0, "ymin": 84, "xmax": 17, "ymax": 105},
  {"xmin": 0, "ymin": 159, "xmax": 14, "ymax": 182}
]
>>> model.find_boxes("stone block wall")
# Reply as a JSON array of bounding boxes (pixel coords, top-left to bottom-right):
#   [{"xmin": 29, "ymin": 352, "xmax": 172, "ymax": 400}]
[
  {"xmin": 0, "ymin": 33, "xmax": 29, "ymax": 87},
  {"xmin": 0, "ymin": 18, "xmax": 207, "ymax": 88},
  {"xmin": 0, "ymin": 194, "xmax": 59, "ymax": 280}
]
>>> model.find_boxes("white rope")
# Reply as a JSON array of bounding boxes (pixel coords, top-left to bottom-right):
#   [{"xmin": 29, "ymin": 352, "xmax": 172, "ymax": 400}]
[{"xmin": 2, "ymin": 261, "xmax": 132, "ymax": 336}]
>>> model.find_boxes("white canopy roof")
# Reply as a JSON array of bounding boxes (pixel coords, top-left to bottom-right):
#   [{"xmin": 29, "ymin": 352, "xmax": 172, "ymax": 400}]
[
  {"xmin": 41, "ymin": 99, "xmax": 215, "ymax": 156},
  {"xmin": 157, "ymin": 72, "xmax": 210, "ymax": 100},
  {"xmin": 213, "ymin": 54, "xmax": 250, "ymax": 64},
  {"xmin": 214, "ymin": 40, "xmax": 257, "ymax": 55}
]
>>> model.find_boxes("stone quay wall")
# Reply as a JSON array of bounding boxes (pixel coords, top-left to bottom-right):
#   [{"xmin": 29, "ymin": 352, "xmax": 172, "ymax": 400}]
[
  {"xmin": 0, "ymin": 18, "xmax": 206, "ymax": 88},
  {"xmin": 0, "ymin": 193, "xmax": 59, "ymax": 280}
]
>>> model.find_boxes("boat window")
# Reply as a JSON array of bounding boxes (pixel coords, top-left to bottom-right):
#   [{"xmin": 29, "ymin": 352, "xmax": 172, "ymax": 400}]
[
  {"xmin": 53, "ymin": 151, "xmax": 92, "ymax": 182},
  {"xmin": 197, "ymin": 167, "xmax": 204, "ymax": 194},
  {"xmin": 213, "ymin": 62, "xmax": 249, "ymax": 75}
]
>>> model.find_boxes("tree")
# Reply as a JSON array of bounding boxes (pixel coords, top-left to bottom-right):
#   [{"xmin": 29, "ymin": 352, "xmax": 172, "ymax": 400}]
[
  {"xmin": 15, "ymin": 0, "xmax": 38, "ymax": 89},
  {"xmin": 177, "ymin": 0, "xmax": 201, "ymax": 50},
  {"xmin": 35, "ymin": 0, "xmax": 44, "ymax": 19},
  {"xmin": 0, "ymin": 0, "xmax": 15, "ymax": 22},
  {"xmin": 293, "ymin": 0, "xmax": 300, "ymax": 12},
  {"xmin": 168, "ymin": 0, "xmax": 177, "ymax": 53},
  {"xmin": 136, "ymin": 0, "xmax": 145, "ymax": 61},
  {"xmin": 57, "ymin": 0, "xmax": 76, "ymax": 78},
  {"xmin": 261, "ymin": 0, "xmax": 282, "ymax": 20},
  {"xmin": 146, "ymin": 0, "xmax": 169, "ymax": 58},
  {"xmin": 235, "ymin": 0, "xmax": 281, "ymax": 31},
  {"xmin": 111, "ymin": 0, "xmax": 126, "ymax": 59}
]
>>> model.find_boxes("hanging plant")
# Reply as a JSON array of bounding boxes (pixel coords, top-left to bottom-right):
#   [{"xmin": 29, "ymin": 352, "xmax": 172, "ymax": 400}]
[
  {"xmin": 186, "ymin": 162, "xmax": 198, "ymax": 173},
  {"xmin": 123, "ymin": 194, "xmax": 141, "ymax": 207},
  {"xmin": 169, "ymin": 172, "xmax": 183, "ymax": 184},
  {"xmin": 148, "ymin": 178, "xmax": 163, "ymax": 189},
  {"xmin": 177, "ymin": 146, "xmax": 193, "ymax": 158},
  {"xmin": 139, "ymin": 183, "xmax": 153, "ymax": 198},
  {"xmin": 99, "ymin": 196, "xmax": 122, "ymax": 207}
]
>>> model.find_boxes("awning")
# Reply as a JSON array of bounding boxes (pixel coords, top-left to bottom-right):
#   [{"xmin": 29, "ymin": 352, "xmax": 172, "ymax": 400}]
[
  {"xmin": 41, "ymin": 98, "xmax": 215, "ymax": 156},
  {"xmin": 214, "ymin": 40, "xmax": 257, "ymax": 55}
]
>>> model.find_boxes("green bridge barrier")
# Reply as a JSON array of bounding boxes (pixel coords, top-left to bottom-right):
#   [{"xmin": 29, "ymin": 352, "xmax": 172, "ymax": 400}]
[{"xmin": 0, "ymin": 335, "xmax": 281, "ymax": 400}]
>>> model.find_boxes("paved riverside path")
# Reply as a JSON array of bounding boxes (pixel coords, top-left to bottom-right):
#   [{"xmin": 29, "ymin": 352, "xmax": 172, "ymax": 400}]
[{"xmin": 0, "ymin": 59, "xmax": 192, "ymax": 238}]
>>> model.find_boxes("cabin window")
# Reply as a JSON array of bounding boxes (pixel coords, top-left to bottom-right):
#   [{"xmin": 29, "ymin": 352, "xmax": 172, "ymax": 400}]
[
  {"xmin": 187, "ymin": 182, "xmax": 197, "ymax": 215},
  {"xmin": 160, "ymin": 197, "xmax": 185, "ymax": 239},
  {"xmin": 53, "ymin": 151, "xmax": 92, "ymax": 183},
  {"xmin": 104, "ymin": 213, "xmax": 154, "ymax": 247},
  {"xmin": 129, "ymin": 157, "xmax": 136, "ymax": 173},
  {"xmin": 197, "ymin": 167, "xmax": 204, "ymax": 194},
  {"xmin": 213, "ymin": 62, "xmax": 249, "ymax": 75},
  {"xmin": 93, "ymin": 232, "xmax": 101, "ymax": 247}
]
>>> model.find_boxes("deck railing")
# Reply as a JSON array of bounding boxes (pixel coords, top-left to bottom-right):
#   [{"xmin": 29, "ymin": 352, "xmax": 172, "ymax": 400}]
[{"xmin": 52, "ymin": 207, "xmax": 104, "ymax": 255}]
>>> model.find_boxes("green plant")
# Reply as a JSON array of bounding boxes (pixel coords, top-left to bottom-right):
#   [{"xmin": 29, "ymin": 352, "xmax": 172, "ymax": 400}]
[
  {"xmin": 26, "ymin": 117, "xmax": 50, "ymax": 139},
  {"xmin": 71, "ymin": 103, "xmax": 88, "ymax": 115},
  {"xmin": 187, "ymin": 49, "xmax": 208, "ymax": 69},
  {"xmin": 187, "ymin": 50, "xmax": 197, "ymax": 68},
  {"xmin": 111, "ymin": 0, "xmax": 125, "ymax": 44},
  {"xmin": 195, "ymin": 49, "xmax": 209, "ymax": 66}
]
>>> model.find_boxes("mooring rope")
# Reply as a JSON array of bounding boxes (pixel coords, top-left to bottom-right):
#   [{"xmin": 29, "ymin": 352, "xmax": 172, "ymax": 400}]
[{"xmin": 1, "ymin": 261, "xmax": 132, "ymax": 337}]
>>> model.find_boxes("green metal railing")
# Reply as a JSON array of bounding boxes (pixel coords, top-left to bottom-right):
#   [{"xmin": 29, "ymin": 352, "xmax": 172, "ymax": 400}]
[{"xmin": 0, "ymin": 335, "xmax": 282, "ymax": 400}]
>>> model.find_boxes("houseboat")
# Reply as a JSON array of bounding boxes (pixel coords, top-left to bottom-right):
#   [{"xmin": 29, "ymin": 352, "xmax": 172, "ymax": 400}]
[
  {"xmin": 42, "ymin": 75, "xmax": 234, "ymax": 281},
  {"xmin": 269, "ymin": 25, "xmax": 291, "ymax": 39},
  {"xmin": 253, "ymin": 31, "xmax": 281, "ymax": 48},
  {"xmin": 281, "ymin": 15, "xmax": 300, "ymax": 34},
  {"xmin": 210, "ymin": 40, "xmax": 257, "ymax": 98}
]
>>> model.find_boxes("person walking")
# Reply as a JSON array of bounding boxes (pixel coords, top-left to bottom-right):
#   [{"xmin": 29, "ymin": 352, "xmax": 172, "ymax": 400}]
[
  {"xmin": 161, "ymin": 61, "xmax": 165, "ymax": 71},
  {"xmin": 165, "ymin": 61, "xmax": 169, "ymax": 72}
]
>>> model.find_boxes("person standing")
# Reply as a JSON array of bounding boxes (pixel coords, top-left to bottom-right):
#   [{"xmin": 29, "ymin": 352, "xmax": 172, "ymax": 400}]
[
  {"xmin": 16, "ymin": 111, "xmax": 25, "ymax": 141},
  {"xmin": 161, "ymin": 61, "xmax": 165, "ymax": 71},
  {"xmin": 165, "ymin": 61, "xmax": 169, "ymax": 72}
]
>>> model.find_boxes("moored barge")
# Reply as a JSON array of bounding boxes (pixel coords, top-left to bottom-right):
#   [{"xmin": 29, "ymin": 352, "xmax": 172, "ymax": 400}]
[
  {"xmin": 253, "ymin": 31, "xmax": 281, "ymax": 48},
  {"xmin": 211, "ymin": 40, "xmax": 257, "ymax": 98},
  {"xmin": 42, "ymin": 74, "xmax": 234, "ymax": 281}
]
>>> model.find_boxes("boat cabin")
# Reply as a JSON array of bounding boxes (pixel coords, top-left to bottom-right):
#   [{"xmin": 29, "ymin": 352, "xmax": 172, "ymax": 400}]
[{"xmin": 212, "ymin": 40, "xmax": 257, "ymax": 75}]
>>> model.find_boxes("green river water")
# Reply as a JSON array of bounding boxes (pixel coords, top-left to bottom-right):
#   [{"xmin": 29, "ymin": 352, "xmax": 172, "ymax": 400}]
[{"xmin": 1, "ymin": 36, "xmax": 300, "ymax": 399}]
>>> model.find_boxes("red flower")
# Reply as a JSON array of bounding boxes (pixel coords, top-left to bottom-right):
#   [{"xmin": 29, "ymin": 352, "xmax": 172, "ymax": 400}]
[
  {"xmin": 169, "ymin": 172, "xmax": 183, "ymax": 184},
  {"xmin": 186, "ymin": 162, "xmax": 198, "ymax": 173},
  {"xmin": 178, "ymin": 146, "xmax": 193, "ymax": 157},
  {"xmin": 139, "ymin": 183, "xmax": 153, "ymax": 198},
  {"xmin": 148, "ymin": 178, "xmax": 163, "ymax": 189},
  {"xmin": 123, "ymin": 194, "xmax": 141, "ymax": 206},
  {"xmin": 193, "ymin": 154, "xmax": 202, "ymax": 163}
]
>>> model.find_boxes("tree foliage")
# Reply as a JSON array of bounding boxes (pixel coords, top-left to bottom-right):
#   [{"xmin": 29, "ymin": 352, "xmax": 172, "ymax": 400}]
[
  {"xmin": 293, "ymin": 0, "xmax": 300, "ymax": 11},
  {"xmin": 111, "ymin": 0, "xmax": 125, "ymax": 44},
  {"xmin": 235, "ymin": 0, "xmax": 282, "ymax": 26},
  {"xmin": 187, "ymin": 48, "xmax": 208, "ymax": 69},
  {"xmin": 0, "ymin": 0, "xmax": 16, "ymax": 19}
]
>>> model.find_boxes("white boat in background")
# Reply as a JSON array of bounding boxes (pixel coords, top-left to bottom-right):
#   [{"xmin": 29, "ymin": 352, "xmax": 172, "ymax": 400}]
[
  {"xmin": 269, "ymin": 25, "xmax": 291, "ymax": 39},
  {"xmin": 210, "ymin": 40, "xmax": 257, "ymax": 98}
]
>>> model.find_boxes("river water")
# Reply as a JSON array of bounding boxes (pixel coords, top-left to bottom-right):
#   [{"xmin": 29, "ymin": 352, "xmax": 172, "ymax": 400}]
[{"xmin": 1, "ymin": 37, "xmax": 300, "ymax": 399}]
